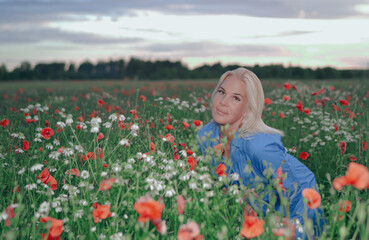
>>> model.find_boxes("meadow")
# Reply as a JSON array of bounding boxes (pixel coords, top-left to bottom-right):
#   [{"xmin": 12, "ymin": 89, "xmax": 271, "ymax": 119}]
[{"xmin": 0, "ymin": 78, "xmax": 368, "ymax": 240}]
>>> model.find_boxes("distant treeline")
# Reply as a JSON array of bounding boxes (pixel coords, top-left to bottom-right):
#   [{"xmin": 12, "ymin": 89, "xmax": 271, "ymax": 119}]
[{"xmin": 0, "ymin": 58, "xmax": 368, "ymax": 81}]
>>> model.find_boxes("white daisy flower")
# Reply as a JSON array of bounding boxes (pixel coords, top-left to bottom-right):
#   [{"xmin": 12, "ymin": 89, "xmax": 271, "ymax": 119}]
[
  {"xmin": 30, "ymin": 164, "xmax": 44, "ymax": 172},
  {"xmin": 18, "ymin": 168, "xmax": 25, "ymax": 174},
  {"xmin": 80, "ymin": 170, "xmax": 90, "ymax": 179},
  {"xmin": 118, "ymin": 115, "xmax": 126, "ymax": 121},
  {"xmin": 108, "ymin": 114, "xmax": 118, "ymax": 121}
]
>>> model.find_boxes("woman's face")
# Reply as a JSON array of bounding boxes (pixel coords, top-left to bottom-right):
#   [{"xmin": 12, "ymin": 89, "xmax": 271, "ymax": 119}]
[{"xmin": 211, "ymin": 75, "xmax": 248, "ymax": 129}]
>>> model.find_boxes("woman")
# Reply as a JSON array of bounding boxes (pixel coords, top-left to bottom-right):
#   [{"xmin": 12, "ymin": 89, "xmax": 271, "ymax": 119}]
[{"xmin": 196, "ymin": 68, "xmax": 325, "ymax": 239}]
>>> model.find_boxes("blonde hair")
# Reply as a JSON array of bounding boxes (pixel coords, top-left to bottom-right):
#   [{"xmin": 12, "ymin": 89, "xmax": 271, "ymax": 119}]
[{"xmin": 211, "ymin": 67, "xmax": 284, "ymax": 137}]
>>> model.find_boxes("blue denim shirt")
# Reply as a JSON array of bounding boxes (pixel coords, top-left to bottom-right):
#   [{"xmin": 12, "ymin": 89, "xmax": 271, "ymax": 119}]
[{"xmin": 196, "ymin": 121, "xmax": 325, "ymax": 238}]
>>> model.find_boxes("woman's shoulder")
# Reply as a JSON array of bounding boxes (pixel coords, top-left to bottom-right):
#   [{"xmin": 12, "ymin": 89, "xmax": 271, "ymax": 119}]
[
  {"xmin": 239, "ymin": 132, "xmax": 284, "ymax": 152},
  {"xmin": 196, "ymin": 121, "xmax": 217, "ymax": 137}
]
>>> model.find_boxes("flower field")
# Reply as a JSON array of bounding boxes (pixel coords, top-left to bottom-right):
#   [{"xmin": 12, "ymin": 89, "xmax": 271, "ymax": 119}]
[{"xmin": 0, "ymin": 79, "xmax": 368, "ymax": 240}]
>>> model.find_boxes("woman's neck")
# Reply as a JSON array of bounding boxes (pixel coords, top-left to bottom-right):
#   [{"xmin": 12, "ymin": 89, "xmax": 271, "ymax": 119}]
[{"xmin": 219, "ymin": 124, "xmax": 238, "ymax": 142}]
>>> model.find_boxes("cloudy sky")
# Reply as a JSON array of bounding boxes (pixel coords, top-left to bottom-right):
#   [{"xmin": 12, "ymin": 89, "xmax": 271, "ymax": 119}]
[{"xmin": 1, "ymin": 0, "xmax": 369, "ymax": 70}]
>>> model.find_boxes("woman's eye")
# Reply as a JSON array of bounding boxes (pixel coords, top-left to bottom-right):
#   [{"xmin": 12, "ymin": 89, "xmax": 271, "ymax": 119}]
[
  {"xmin": 218, "ymin": 90, "xmax": 224, "ymax": 94},
  {"xmin": 234, "ymin": 97, "xmax": 241, "ymax": 101}
]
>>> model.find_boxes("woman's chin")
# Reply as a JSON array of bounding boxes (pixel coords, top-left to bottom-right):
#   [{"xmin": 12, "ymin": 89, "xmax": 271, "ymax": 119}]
[{"xmin": 212, "ymin": 117, "xmax": 228, "ymax": 126}]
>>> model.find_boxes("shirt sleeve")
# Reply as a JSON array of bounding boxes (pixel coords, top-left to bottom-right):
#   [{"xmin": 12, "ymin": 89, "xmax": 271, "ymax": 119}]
[
  {"xmin": 250, "ymin": 136, "xmax": 286, "ymax": 177},
  {"xmin": 196, "ymin": 131, "xmax": 207, "ymax": 156},
  {"xmin": 246, "ymin": 135, "xmax": 289, "ymax": 215}
]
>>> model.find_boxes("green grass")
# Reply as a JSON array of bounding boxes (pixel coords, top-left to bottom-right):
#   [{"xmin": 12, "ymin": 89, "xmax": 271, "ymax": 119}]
[{"xmin": 0, "ymin": 78, "xmax": 368, "ymax": 239}]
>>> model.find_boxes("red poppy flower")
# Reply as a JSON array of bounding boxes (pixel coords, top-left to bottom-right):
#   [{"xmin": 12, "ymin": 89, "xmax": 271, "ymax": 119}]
[
  {"xmin": 292, "ymin": 85, "xmax": 299, "ymax": 92},
  {"xmin": 177, "ymin": 195, "xmax": 187, "ymax": 215},
  {"xmin": 12, "ymin": 185, "xmax": 20, "ymax": 193},
  {"xmin": 186, "ymin": 149, "xmax": 193, "ymax": 156},
  {"xmin": 182, "ymin": 121, "xmax": 190, "ymax": 130},
  {"xmin": 41, "ymin": 127, "xmax": 54, "ymax": 140},
  {"xmin": 92, "ymin": 203, "xmax": 112, "ymax": 223},
  {"xmin": 215, "ymin": 163, "xmax": 227, "ymax": 177},
  {"xmin": 26, "ymin": 119, "xmax": 36, "ymax": 123},
  {"xmin": 193, "ymin": 120, "xmax": 202, "ymax": 127},
  {"xmin": 283, "ymin": 95, "xmax": 290, "ymax": 101},
  {"xmin": 97, "ymin": 99, "xmax": 104, "ymax": 108},
  {"xmin": 150, "ymin": 141, "xmax": 156, "ymax": 154},
  {"xmin": 363, "ymin": 141, "xmax": 367, "ymax": 151},
  {"xmin": 279, "ymin": 112, "xmax": 286, "ymax": 118},
  {"xmin": 167, "ymin": 113, "xmax": 171, "ymax": 124},
  {"xmin": 104, "ymin": 104, "xmax": 112, "ymax": 113},
  {"xmin": 213, "ymin": 143, "xmax": 223, "ymax": 157},
  {"xmin": 299, "ymin": 152, "xmax": 309, "ymax": 160},
  {"xmin": 130, "ymin": 109, "xmax": 138, "ymax": 120},
  {"xmin": 348, "ymin": 156, "xmax": 357, "ymax": 161},
  {"xmin": 338, "ymin": 200, "xmax": 351, "ymax": 213},
  {"xmin": 339, "ymin": 141, "xmax": 346, "ymax": 155},
  {"xmin": 332, "ymin": 104, "xmax": 340, "ymax": 112},
  {"xmin": 4, "ymin": 205, "xmax": 16, "ymax": 227},
  {"xmin": 272, "ymin": 218, "xmax": 295, "ymax": 240},
  {"xmin": 99, "ymin": 178, "xmax": 116, "ymax": 191},
  {"xmin": 264, "ymin": 98, "xmax": 272, "ymax": 105},
  {"xmin": 95, "ymin": 147, "xmax": 104, "ymax": 159},
  {"xmin": 22, "ymin": 140, "xmax": 29, "ymax": 151},
  {"xmin": 97, "ymin": 132, "xmax": 104, "ymax": 140},
  {"xmin": 134, "ymin": 195, "xmax": 165, "ymax": 223},
  {"xmin": 164, "ymin": 133, "xmax": 175, "ymax": 144},
  {"xmin": 240, "ymin": 211, "xmax": 265, "ymax": 239},
  {"xmin": 304, "ymin": 108, "xmax": 310, "ymax": 115},
  {"xmin": 339, "ymin": 99, "xmax": 349, "ymax": 106},
  {"xmin": 66, "ymin": 168, "xmax": 79, "ymax": 177},
  {"xmin": 57, "ymin": 147, "xmax": 64, "ymax": 154},
  {"xmin": 333, "ymin": 162, "xmax": 369, "ymax": 191},
  {"xmin": 296, "ymin": 101, "xmax": 303, "ymax": 112},
  {"xmin": 38, "ymin": 168, "xmax": 57, "ymax": 190},
  {"xmin": 332, "ymin": 176, "xmax": 348, "ymax": 191},
  {"xmin": 1, "ymin": 118, "xmax": 9, "ymax": 128},
  {"xmin": 140, "ymin": 95, "xmax": 147, "ymax": 102},
  {"xmin": 343, "ymin": 162, "xmax": 369, "ymax": 190},
  {"xmin": 40, "ymin": 216, "xmax": 63, "ymax": 240},
  {"xmin": 165, "ymin": 124, "xmax": 175, "ymax": 130},
  {"xmin": 187, "ymin": 156, "xmax": 197, "ymax": 171},
  {"xmin": 283, "ymin": 83, "xmax": 291, "ymax": 90},
  {"xmin": 82, "ymin": 152, "xmax": 97, "ymax": 161},
  {"xmin": 302, "ymin": 188, "xmax": 321, "ymax": 209},
  {"xmin": 177, "ymin": 221, "xmax": 203, "ymax": 240},
  {"xmin": 276, "ymin": 167, "xmax": 286, "ymax": 194}
]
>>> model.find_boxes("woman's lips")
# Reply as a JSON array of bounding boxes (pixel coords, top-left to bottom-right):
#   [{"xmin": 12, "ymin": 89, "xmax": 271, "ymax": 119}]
[{"xmin": 216, "ymin": 108, "xmax": 227, "ymax": 115}]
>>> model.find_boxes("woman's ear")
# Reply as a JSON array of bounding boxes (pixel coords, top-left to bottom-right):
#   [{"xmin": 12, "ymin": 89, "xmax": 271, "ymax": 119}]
[{"xmin": 243, "ymin": 106, "xmax": 248, "ymax": 119}]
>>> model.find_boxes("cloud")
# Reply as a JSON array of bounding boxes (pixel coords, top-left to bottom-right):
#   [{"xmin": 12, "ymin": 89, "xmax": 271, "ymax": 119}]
[
  {"xmin": 0, "ymin": 0, "xmax": 368, "ymax": 27},
  {"xmin": 339, "ymin": 56, "xmax": 369, "ymax": 69},
  {"xmin": 250, "ymin": 30, "xmax": 316, "ymax": 39},
  {"xmin": 0, "ymin": 0, "xmax": 130, "ymax": 24},
  {"xmin": 136, "ymin": 41, "xmax": 290, "ymax": 58},
  {"xmin": 0, "ymin": 26, "xmax": 142, "ymax": 45}
]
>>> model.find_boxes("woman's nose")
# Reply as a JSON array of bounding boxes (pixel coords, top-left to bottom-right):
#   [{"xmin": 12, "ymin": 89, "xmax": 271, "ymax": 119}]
[{"xmin": 219, "ymin": 96, "xmax": 228, "ymax": 106}]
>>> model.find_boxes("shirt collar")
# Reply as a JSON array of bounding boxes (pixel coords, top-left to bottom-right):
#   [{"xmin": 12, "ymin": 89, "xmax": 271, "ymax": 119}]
[{"xmin": 213, "ymin": 121, "xmax": 242, "ymax": 148}]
